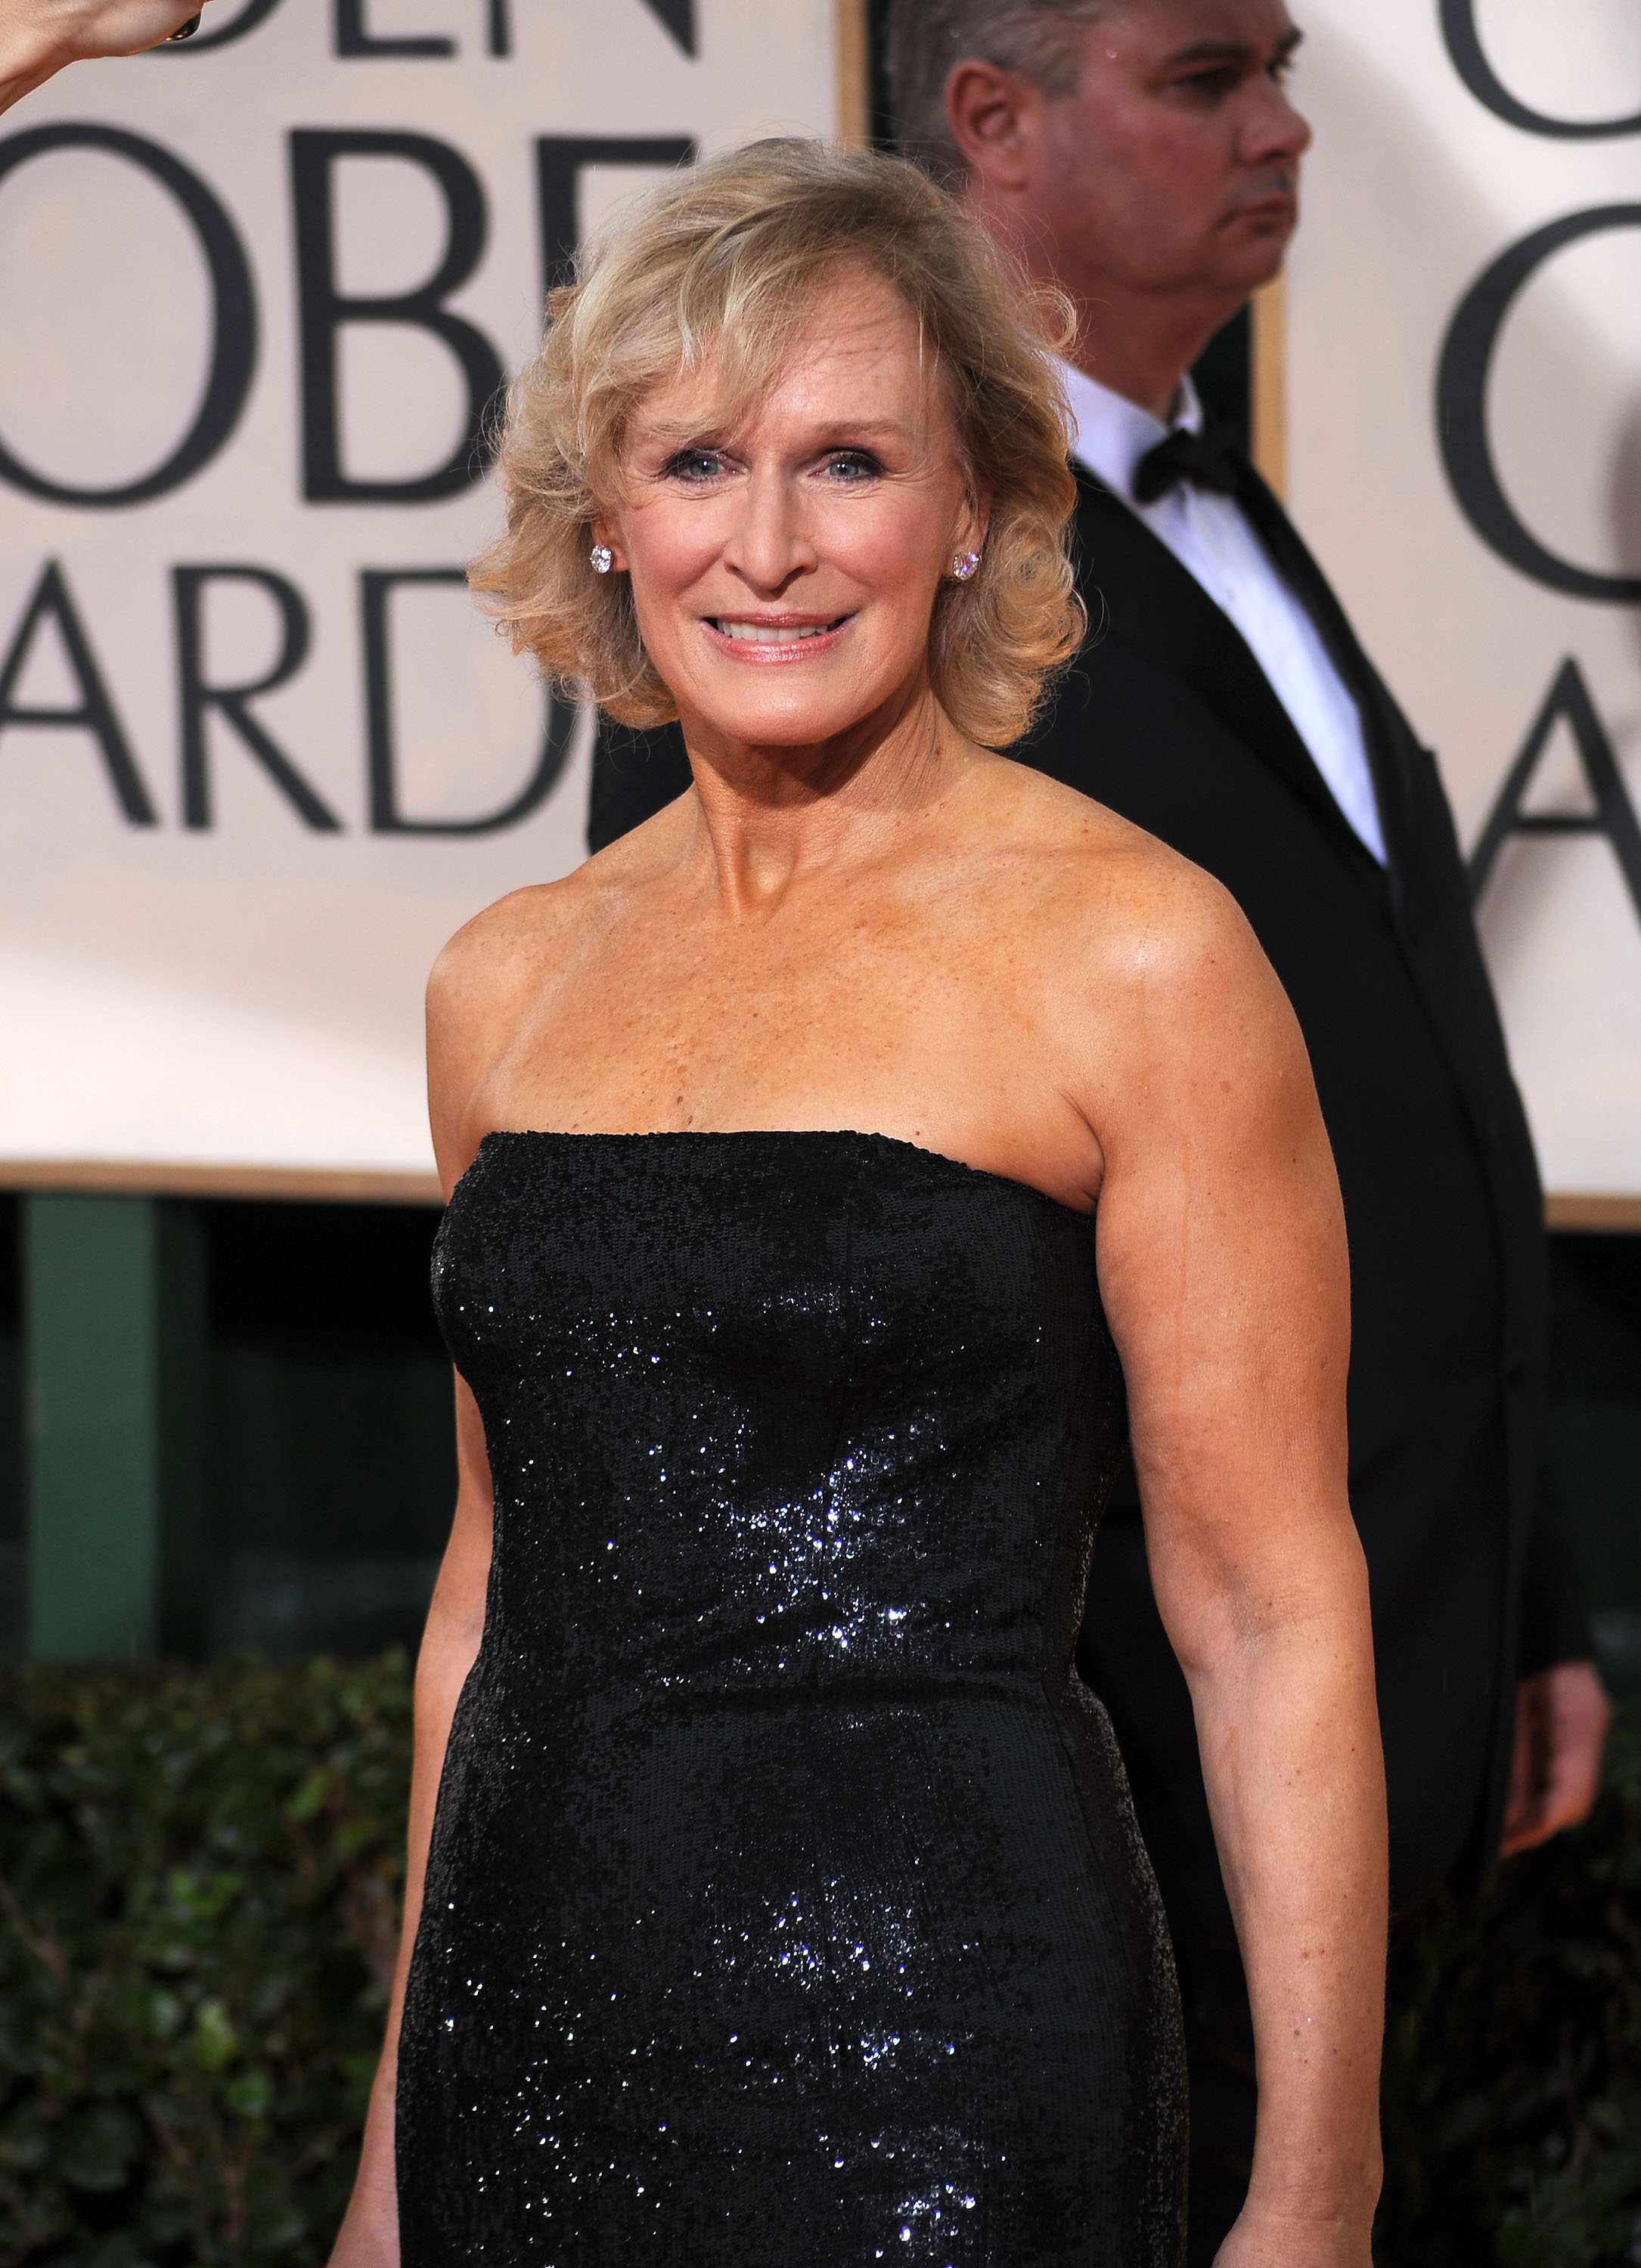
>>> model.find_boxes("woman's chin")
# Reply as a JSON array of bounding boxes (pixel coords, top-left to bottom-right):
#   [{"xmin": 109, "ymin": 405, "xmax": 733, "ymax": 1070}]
[
  {"xmin": 680, "ymin": 687, "xmax": 896, "ymax": 754},
  {"xmin": 672, "ymin": 656, "xmax": 931, "ymax": 754}
]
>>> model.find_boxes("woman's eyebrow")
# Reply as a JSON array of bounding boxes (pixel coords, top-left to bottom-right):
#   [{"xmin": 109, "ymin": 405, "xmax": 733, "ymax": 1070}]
[
  {"xmin": 631, "ymin": 414, "xmax": 917, "ymax": 450},
  {"xmin": 797, "ymin": 418, "xmax": 915, "ymax": 445},
  {"xmin": 628, "ymin": 418, "xmax": 731, "ymax": 446}
]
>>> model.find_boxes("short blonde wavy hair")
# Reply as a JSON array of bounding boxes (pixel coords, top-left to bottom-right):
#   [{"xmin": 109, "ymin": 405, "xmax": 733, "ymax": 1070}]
[{"xmin": 470, "ymin": 138, "xmax": 1084, "ymax": 748}]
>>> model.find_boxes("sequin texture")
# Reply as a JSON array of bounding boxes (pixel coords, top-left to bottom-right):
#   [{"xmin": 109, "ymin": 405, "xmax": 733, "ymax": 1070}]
[{"xmin": 396, "ymin": 1131, "xmax": 1185, "ymax": 2265}]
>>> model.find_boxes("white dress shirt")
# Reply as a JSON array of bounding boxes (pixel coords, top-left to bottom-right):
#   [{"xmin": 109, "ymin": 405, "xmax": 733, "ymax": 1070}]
[{"xmin": 1056, "ymin": 359, "xmax": 1387, "ymax": 866}]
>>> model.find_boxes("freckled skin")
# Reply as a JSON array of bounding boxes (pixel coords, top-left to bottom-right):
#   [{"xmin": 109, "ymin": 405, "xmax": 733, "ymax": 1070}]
[{"xmin": 330, "ymin": 274, "xmax": 1386, "ymax": 2268}]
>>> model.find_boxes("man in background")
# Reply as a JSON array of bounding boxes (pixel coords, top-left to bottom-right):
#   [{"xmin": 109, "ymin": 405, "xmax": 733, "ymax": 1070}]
[
  {"xmin": 591, "ymin": 0, "xmax": 1612, "ymax": 2254},
  {"xmin": 883, "ymin": 0, "xmax": 1611, "ymax": 2256}
]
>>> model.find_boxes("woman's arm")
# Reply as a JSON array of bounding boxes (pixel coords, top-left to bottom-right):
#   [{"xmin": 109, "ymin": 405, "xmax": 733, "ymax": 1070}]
[
  {"xmin": 1086, "ymin": 866, "xmax": 1386, "ymax": 2268},
  {"xmin": 327, "ymin": 1377, "xmax": 494, "ymax": 2268},
  {"xmin": 327, "ymin": 895, "xmax": 549, "ymax": 2263},
  {"xmin": 0, "ymin": 0, "xmax": 209, "ymax": 112}
]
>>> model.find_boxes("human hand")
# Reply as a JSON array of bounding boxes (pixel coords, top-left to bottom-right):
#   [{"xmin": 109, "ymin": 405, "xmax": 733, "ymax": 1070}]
[
  {"xmin": 0, "ymin": 0, "xmax": 211, "ymax": 113},
  {"xmin": 1499, "ymin": 1659, "xmax": 1612, "ymax": 1858}
]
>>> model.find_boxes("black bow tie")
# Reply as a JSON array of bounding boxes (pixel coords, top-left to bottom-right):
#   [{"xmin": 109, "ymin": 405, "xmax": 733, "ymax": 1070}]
[{"xmin": 1132, "ymin": 420, "xmax": 1242, "ymax": 504}]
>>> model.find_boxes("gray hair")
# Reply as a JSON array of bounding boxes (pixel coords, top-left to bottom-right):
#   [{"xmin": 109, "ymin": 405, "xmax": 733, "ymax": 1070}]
[{"xmin": 885, "ymin": 0, "xmax": 1117, "ymax": 184}]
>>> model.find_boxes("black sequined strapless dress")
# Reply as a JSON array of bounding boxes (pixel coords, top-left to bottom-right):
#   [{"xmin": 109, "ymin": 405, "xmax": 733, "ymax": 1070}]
[{"xmin": 397, "ymin": 1131, "xmax": 1185, "ymax": 2266}]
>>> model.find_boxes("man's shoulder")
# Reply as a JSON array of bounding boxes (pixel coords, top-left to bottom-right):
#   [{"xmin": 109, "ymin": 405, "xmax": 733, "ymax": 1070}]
[
  {"xmin": 1018, "ymin": 600, "xmax": 1243, "ymax": 796},
  {"xmin": 589, "ymin": 716, "xmax": 692, "ymax": 854},
  {"xmin": 1063, "ymin": 462, "xmax": 1144, "ymax": 565}
]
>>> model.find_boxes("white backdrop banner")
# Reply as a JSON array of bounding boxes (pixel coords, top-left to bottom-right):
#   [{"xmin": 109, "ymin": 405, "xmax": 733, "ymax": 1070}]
[
  {"xmin": 0, "ymin": 0, "xmax": 845, "ymax": 1186},
  {"xmin": 1286, "ymin": 2, "xmax": 1641, "ymax": 1201}
]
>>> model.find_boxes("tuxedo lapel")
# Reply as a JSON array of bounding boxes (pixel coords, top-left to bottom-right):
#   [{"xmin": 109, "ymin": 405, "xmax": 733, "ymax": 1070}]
[
  {"xmin": 1069, "ymin": 471, "xmax": 1372, "ymax": 861},
  {"xmin": 1230, "ymin": 460, "xmax": 1419, "ymax": 881}
]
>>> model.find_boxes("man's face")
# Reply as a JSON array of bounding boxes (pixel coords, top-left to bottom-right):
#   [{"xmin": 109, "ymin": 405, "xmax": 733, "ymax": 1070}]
[{"xmin": 1024, "ymin": 0, "xmax": 1311, "ymax": 305}]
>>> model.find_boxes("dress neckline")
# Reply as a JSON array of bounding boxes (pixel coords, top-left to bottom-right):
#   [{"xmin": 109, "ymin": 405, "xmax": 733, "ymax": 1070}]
[{"xmin": 471, "ymin": 1126, "xmax": 1095, "ymax": 1222}]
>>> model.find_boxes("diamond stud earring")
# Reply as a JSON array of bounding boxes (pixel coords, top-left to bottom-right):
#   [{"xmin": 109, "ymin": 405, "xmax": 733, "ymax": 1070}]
[
  {"xmin": 589, "ymin": 544, "xmax": 613, "ymax": 575},
  {"xmin": 952, "ymin": 550, "xmax": 982, "ymax": 581}
]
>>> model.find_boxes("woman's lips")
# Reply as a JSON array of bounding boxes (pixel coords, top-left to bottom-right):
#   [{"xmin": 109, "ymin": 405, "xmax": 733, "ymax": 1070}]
[{"xmin": 701, "ymin": 615, "xmax": 853, "ymax": 662}]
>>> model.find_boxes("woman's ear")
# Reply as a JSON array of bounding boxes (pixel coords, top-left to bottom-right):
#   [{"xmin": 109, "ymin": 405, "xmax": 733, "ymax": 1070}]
[
  {"xmin": 957, "ymin": 482, "xmax": 993, "ymax": 563},
  {"xmin": 588, "ymin": 513, "xmax": 629, "ymax": 575}
]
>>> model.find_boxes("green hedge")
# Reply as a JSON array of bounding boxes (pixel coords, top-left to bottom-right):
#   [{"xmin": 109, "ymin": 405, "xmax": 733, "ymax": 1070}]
[
  {"xmin": 0, "ymin": 1665, "xmax": 1635, "ymax": 2268},
  {"xmin": 0, "ymin": 1659, "xmax": 410, "ymax": 2267}
]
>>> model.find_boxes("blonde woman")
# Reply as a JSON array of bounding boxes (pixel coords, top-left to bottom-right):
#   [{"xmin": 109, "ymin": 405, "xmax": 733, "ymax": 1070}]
[{"xmin": 332, "ymin": 142, "xmax": 1385, "ymax": 2268}]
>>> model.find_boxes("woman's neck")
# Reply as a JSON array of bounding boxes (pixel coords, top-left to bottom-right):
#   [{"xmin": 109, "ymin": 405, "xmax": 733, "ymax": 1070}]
[{"xmin": 675, "ymin": 682, "xmax": 976, "ymax": 922}]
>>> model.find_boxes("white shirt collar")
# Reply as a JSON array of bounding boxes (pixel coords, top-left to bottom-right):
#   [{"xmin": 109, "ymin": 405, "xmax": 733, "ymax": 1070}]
[{"xmin": 1056, "ymin": 359, "xmax": 1204, "ymax": 500}]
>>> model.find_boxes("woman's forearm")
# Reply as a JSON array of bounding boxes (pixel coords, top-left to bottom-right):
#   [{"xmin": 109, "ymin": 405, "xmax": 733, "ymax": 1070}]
[
  {"xmin": 328, "ymin": 1549, "xmax": 487, "ymax": 2266},
  {"xmin": 0, "ymin": 9, "xmax": 63, "ymax": 109},
  {"xmin": 0, "ymin": 0, "xmax": 205, "ymax": 113},
  {"xmin": 1186, "ymin": 1578, "xmax": 1387, "ymax": 2246}
]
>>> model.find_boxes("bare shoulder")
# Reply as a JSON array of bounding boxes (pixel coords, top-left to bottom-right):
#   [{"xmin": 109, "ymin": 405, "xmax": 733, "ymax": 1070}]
[
  {"xmin": 424, "ymin": 878, "xmax": 580, "ymax": 1184},
  {"xmin": 427, "ymin": 878, "xmax": 578, "ymax": 1046},
  {"xmin": 971, "ymin": 755, "xmax": 1270, "ymax": 986},
  {"xmin": 430, "ymin": 795, "xmax": 693, "ymax": 1026},
  {"xmin": 963, "ymin": 754, "xmax": 1308, "ymax": 1119},
  {"xmin": 425, "ymin": 799, "xmax": 695, "ymax": 1182}
]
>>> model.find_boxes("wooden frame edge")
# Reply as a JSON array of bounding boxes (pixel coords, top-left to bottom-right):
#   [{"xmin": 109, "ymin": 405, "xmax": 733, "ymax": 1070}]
[
  {"xmin": 9, "ymin": 1161, "xmax": 1634, "ymax": 1228},
  {"xmin": 1250, "ymin": 273, "xmax": 1286, "ymax": 500},
  {"xmin": 836, "ymin": 0, "xmax": 870, "ymax": 145},
  {"xmin": 1545, "ymin": 1193, "xmax": 1641, "ymax": 1235},
  {"xmin": 0, "ymin": 1160, "xmax": 444, "ymax": 1207}
]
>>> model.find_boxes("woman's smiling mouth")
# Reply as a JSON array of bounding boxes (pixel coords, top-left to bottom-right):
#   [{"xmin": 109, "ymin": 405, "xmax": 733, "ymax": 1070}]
[{"xmin": 703, "ymin": 614, "xmax": 854, "ymax": 658}]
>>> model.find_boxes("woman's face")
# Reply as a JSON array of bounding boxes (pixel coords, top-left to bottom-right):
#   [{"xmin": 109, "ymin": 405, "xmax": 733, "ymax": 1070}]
[{"xmin": 601, "ymin": 270, "xmax": 984, "ymax": 754}]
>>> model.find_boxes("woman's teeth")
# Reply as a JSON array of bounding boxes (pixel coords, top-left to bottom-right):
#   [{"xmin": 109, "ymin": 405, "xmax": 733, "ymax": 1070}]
[{"xmin": 712, "ymin": 620, "xmax": 838, "ymax": 643}]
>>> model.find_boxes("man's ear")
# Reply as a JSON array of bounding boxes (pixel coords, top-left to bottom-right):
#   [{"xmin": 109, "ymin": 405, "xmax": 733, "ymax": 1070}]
[{"xmin": 946, "ymin": 59, "xmax": 1041, "ymax": 193}]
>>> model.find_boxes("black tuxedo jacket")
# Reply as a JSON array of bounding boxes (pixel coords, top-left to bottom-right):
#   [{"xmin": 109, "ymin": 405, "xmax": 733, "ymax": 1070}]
[{"xmin": 586, "ymin": 460, "xmax": 1589, "ymax": 1899}]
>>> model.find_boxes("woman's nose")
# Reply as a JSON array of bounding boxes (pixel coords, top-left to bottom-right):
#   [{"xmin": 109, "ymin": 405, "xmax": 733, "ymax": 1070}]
[{"xmin": 724, "ymin": 471, "xmax": 817, "ymax": 593}]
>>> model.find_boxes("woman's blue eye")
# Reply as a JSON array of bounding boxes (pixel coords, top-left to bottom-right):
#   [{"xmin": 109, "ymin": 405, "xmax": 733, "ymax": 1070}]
[
  {"xmin": 670, "ymin": 451, "xmax": 724, "ymax": 481},
  {"xmin": 824, "ymin": 454, "xmax": 876, "ymax": 481}
]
